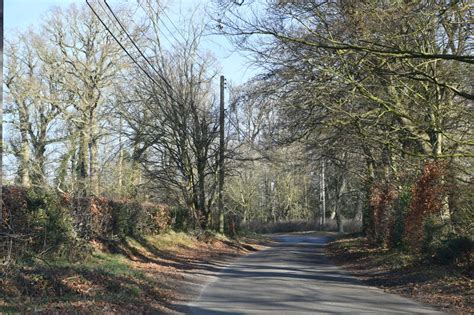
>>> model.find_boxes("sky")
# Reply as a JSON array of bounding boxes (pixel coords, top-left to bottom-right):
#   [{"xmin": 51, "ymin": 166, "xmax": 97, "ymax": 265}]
[
  {"xmin": 4, "ymin": 0, "xmax": 257, "ymax": 85},
  {"xmin": 3, "ymin": 0, "xmax": 259, "ymax": 180}
]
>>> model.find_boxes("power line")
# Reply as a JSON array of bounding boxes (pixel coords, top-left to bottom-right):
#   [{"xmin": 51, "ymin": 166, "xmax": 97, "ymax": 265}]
[
  {"xmin": 103, "ymin": 0, "xmax": 216, "ymax": 103},
  {"xmin": 89, "ymin": 0, "xmax": 184, "ymax": 109},
  {"xmin": 88, "ymin": 0, "xmax": 216, "ymax": 117},
  {"xmin": 96, "ymin": 0, "xmax": 125, "ymax": 39},
  {"xmin": 137, "ymin": 1, "xmax": 183, "ymax": 47},
  {"xmin": 155, "ymin": 2, "xmax": 197, "ymax": 52},
  {"xmin": 104, "ymin": 0, "xmax": 173, "ymax": 91},
  {"xmin": 85, "ymin": 0, "xmax": 159, "ymax": 87},
  {"xmin": 98, "ymin": 0, "xmax": 171, "ymax": 89},
  {"xmin": 130, "ymin": 1, "xmax": 219, "ymax": 116},
  {"xmin": 130, "ymin": 0, "xmax": 142, "ymax": 18},
  {"xmin": 140, "ymin": 1, "xmax": 211, "ymax": 73}
]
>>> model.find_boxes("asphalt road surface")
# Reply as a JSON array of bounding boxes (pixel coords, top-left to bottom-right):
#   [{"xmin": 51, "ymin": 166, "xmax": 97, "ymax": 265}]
[{"xmin": 188, "ymin": 234, "xmax": 443, "ymax": 314}]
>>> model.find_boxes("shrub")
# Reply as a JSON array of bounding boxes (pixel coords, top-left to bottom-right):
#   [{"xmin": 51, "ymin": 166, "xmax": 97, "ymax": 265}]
[
  {"xmin": 109, "ymin": 200, "xmax": 131, "ymax": 239},
  {"xmin": 422, "ymin": 215, "xmax": 451, "ymax": 254},
  {"xmin": 170, "ymin": 206, "xmax": 192, "ymax": 231},
  {"xmin": 1, "ymin": 186, "xmax": 31, "ymax": 260},
  {"xmin": 432, "ymin": 237, "xmax": 473, "ymax": 266},
  {"xmin": 404, "ymin": 161, "xmax": 447, "ymax": 251},
  {"xmin": 2, "ymin": 186, "xmax": 29, "ymax": 234},
  {"xmin": 368, "ymin": 182, "xmax": 398, "ymax": 247},
  {"xmin": 1, "ymin": 186, "xmax": 87, "ymax": 262},
  {"xmin": 446, "ymin": 174, "xmax": 473, "ymax": 237},
  {"xmin": 1, "ymin": 187, "xmax": 170, "ymax": 263},
  {"xmin": 423, "ymin": 217, "xmax": 473, "ymax": 266},
  {"xmin": 101, "ymin": 200, "xmax": 171, "ymax": 239},
  {"xmin": 388, "ymin": 187, "xmax": 411, "ymax": 249},
  {"xmin": 26, "ymin": 189, "xmax": 74, "ymax": 251},
  {"xmin": 63, "ymin": 196, "xmax": 170, "ymax": 240},
  {"xmin": 128, "ymin": 202, "xmax": 170, "ymax": 236},
  {"xmin": 240, "ymin": 219, "xmax": 361, "ymax": 234},
  {"xmin": 225, "ymin": 212, "xmax": 241, "ymax": 237},
  {"xmin": 240, "ymin": 220, "xmax": 315, "ymax": 234},
  {"xmin": 64, "ymin": 196, "xmax": 114, "ymax": 240}
]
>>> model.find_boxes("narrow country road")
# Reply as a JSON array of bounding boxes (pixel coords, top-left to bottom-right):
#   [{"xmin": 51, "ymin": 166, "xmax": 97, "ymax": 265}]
[{"xmin": 188, "ymin": 234, "xmax": 443, "ymax": 314}]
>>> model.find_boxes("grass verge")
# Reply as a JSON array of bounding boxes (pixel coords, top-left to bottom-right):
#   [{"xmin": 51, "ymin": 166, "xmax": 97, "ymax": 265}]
[
  {"xmin": 0, "ymin": 231, "xmax": 259, "ymax": 313},
  {"xmin": 326, "ymin": 235, "xmax": 473, "ymax": 314}
]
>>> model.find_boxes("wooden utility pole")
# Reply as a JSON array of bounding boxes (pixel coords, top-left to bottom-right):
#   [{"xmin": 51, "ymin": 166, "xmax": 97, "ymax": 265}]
[
  {"xmin": 218, "ymin": 75, "xmax": 225, "ymax": 234},
  {"xmin": 118, "ymin": 116, "xmax": 123, "ymax": 196},
  {"xmin": 0, "ymin": 0, "xmax": 3, "ymax": 222},
  {"xmin": 320, "ymin": 159, "xmax": 326, "ymax": 229}
]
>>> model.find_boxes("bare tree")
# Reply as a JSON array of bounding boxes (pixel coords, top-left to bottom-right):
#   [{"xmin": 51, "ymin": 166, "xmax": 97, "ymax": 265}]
[
  {"xmin": 37, "ymin": 5, "xmax": 126, "ymax": 195},
  {"xmin": 118, "ymin": 3, "xmax": 221, "ymax": 228},
  {"xmin": 4, "ymin": 33, "xmax": 64, "ymax": 187}
]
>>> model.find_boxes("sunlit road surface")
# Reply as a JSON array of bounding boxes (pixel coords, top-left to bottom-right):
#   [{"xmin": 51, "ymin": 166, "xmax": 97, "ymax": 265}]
[{"xmin": 189, "ymin": 234, "xmax": 444, "ymax": 314}]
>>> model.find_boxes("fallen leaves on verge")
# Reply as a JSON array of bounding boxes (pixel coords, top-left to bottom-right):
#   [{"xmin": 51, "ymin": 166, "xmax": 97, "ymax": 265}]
[
  {"xmin": 326, "ymin": 236, "xmax": 473, "ymax": 315},
  {"xmin": 1, "ymin": 232, "xmax": 259, "ymax": 313}
]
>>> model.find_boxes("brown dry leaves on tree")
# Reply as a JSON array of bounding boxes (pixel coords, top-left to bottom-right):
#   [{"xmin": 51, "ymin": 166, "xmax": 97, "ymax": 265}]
[{"xmin": 404, "ymin": 161, "xmax": 447, "ymax": 250}]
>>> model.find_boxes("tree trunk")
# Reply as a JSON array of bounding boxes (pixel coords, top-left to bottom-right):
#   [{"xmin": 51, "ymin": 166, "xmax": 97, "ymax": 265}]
[
  {"xmin": 18, "ymin": 109, "xmax": 31, "ymax": 187},
  {"xmin": 335, "ymin": 173, "xmax": 346, "ymax": 233},
  {"xmin": 362, "ymin": 151, "xmax": 375, "ymax": 235},
  {"xmin": 89, "ymin": 111, "xmax": 99, "ymax": 196},
  {"xmin": 336, "ymin": 211, "xmax": 344, "ymax": 233},
  {"xmin": 218, "ymin": 75, "xmax": 225, "ymax": 234},
  {"xmin": 32, "ymin": 143, "xmax": 46, "ymax": 186},
  {"xmin": 117, "ymin": 117, "xmax": 123, "ymax": 197},
  {"xmin": 76, "ymin": 126, "xmax": 89, "ymax": 195},
  {"xmin": 197, "ymin": 159, "xmax": 208, "ymax": 229},
  {"xmin": 354, "ymin": 192, "xmax": 363, "ymax": 221},
  {"xmin": 19, "ymin": 131, "xmax": 31, "ymax": 187}
]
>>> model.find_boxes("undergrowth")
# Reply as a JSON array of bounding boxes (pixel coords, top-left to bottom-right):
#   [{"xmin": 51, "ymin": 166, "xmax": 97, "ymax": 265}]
[
  {"xmin": 327, "ymin": 235, "xmax": 472, "ymax": 314},
  {"xmin": 0, "ymin": 230, "xmax": 239, "ymax": 313}
]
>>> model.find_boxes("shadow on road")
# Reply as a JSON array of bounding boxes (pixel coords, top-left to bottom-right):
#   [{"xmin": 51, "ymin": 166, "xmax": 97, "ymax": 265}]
[{"xmin": 187, "ymin": 234, "xmax": 443, "ymax": 315}]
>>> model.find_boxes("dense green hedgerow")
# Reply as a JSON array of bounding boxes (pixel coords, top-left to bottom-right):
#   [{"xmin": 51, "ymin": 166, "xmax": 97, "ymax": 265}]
[{"xmin": 1, "ymin": 186, "xmax": 171, "ymax": 263}]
